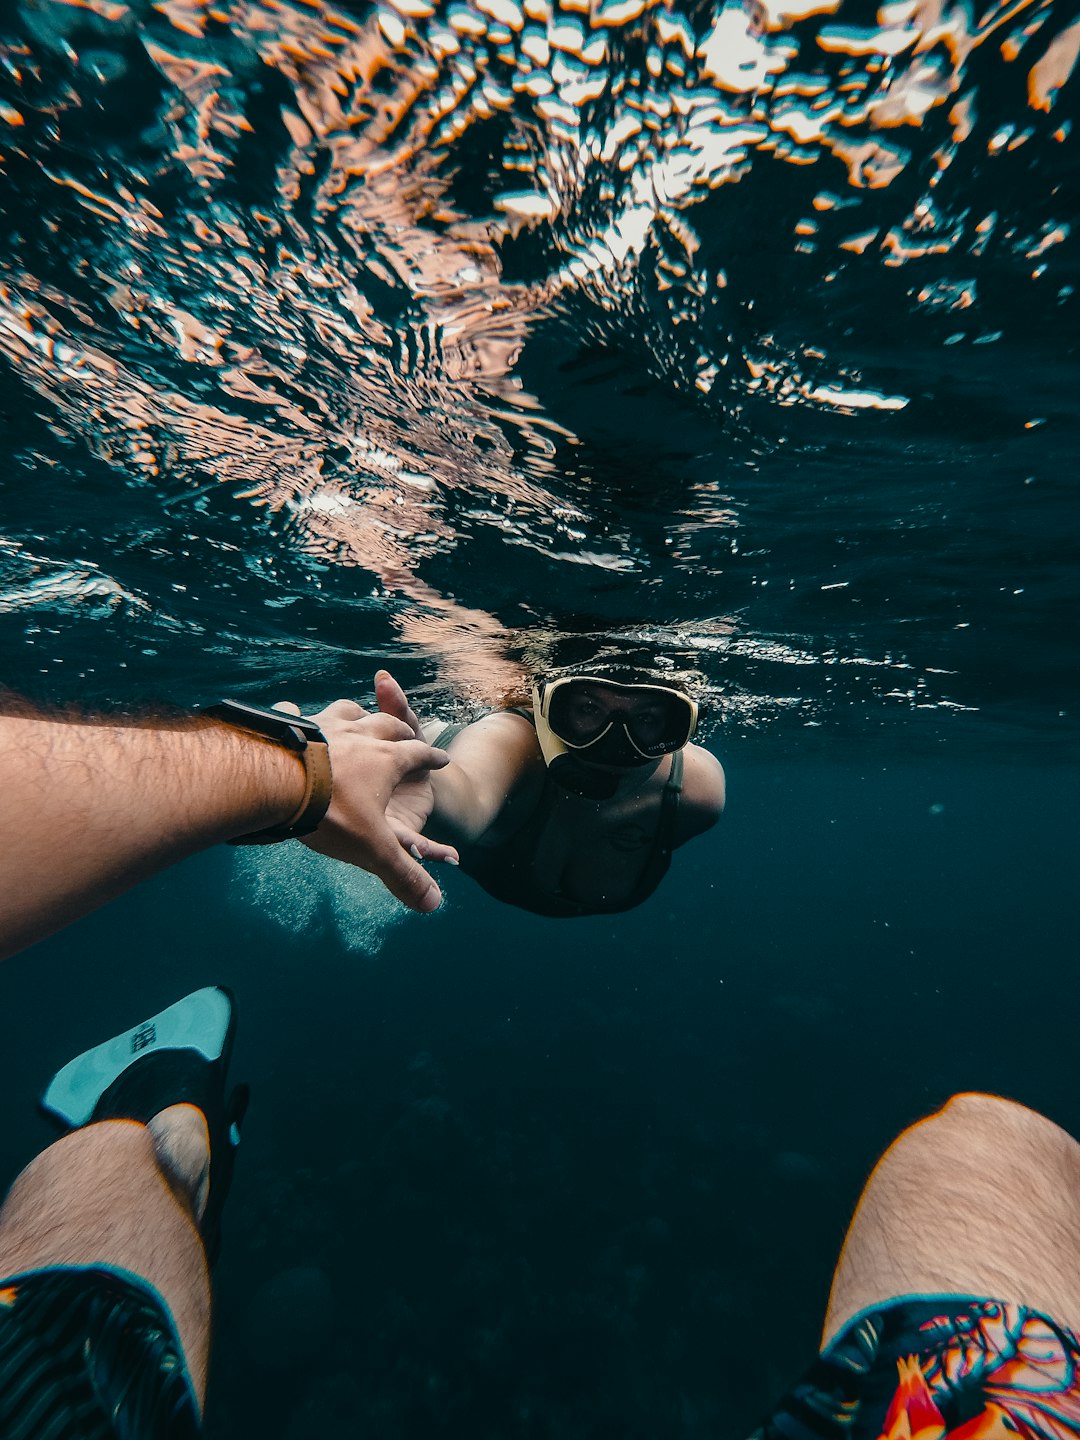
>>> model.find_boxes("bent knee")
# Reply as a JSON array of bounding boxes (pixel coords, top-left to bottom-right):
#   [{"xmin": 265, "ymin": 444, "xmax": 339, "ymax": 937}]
[
  {"xmin": 826, "ymin": 1093, "xmax": 1080, "ymax": 1344},
  {"xmin": 889, "ymin": 1092, "xmax": 1080, "ymax": 1187},
  {"xmin": 938, "ymin": 1090, "xmax": 1036, "ymax": 1133},
  {"xmin": 935, "ymin": 1091, "xmax": 1076, "ymax": 1149}
]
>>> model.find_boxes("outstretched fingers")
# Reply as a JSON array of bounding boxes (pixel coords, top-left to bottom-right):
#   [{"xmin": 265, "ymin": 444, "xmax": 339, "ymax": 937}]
[
  {"xmin": 357, "ymin": 713, "xmax": 419, "ymax": 743},
  {"xmin": 375, "ymin": 737, "xmax": 451, "ymax": 783},
  {"xmin": 318, "ymin": 699, "xmax": 367, "ymax": 722},
  {"xmin": 368, "ymin": 831, "xmax": 446, "ymax": 914},
  {"xmin": 288, "ymin": 699, "xmax": 420, "ymax": 744},
  {"xmin": 375, "ymin": 670, "xmax": 422, "ymax": 737},
  {"xmin": 273, "ymin": 698, "xmax": 369, "ymax": 724},
  {"xmin": 396, "ymin": 829, "xmax": 460, "ymax": 866}
]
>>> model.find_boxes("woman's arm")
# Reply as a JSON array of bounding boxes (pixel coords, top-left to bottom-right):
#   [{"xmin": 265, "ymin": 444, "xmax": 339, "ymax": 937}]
[{"xmin": 375, "ymin": 671, "xmax": 540, "ymax": 846}]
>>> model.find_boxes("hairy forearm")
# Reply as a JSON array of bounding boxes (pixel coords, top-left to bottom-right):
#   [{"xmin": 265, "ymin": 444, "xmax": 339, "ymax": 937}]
[{"xmin": 0, "ymin": 713, "xmax": 305, "ymax": 960}]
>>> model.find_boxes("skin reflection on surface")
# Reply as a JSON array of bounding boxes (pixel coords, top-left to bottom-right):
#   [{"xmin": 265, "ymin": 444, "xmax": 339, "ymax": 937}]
[{"xmin": 0, "ymin": 0, "xmax": 1073, "ymax": 709}]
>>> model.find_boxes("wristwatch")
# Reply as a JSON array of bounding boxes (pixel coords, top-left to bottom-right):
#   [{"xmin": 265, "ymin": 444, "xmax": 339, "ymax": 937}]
[{"xmin": 201, "ymin": 700, "xmax": 333, "ymax": 844}]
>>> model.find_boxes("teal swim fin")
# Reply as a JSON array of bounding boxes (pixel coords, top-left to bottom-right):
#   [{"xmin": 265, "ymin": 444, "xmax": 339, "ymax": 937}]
[{"xmin": 40, "ymin": 986, "xmax": 249, "ymax": 1264}]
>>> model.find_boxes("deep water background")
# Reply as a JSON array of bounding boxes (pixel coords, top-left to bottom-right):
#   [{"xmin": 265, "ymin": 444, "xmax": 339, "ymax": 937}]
[{"xmin": 2, "ymin": 743, "xmax": 1077, "ymax": 1438}]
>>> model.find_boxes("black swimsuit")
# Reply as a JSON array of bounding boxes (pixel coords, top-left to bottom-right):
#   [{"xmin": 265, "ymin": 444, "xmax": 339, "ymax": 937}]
[{"xmin": 430, "ymin": 709, "xmax": 684, "ymax": 918}]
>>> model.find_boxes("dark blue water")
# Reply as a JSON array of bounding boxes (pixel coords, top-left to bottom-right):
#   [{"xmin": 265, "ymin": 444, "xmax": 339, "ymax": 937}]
[
  {"xmin": 5, "ymin": 752, "xmax": 1078, "ymax": 1435},
  {"xmin": 1, "ymin": 0, "xmax": 1079, "ymax": 1433}
]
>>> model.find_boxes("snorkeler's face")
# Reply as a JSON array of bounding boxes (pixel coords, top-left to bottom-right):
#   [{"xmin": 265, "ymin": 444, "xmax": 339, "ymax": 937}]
[
  {"xmin": 543, "ymin": 677, "xmax": 698, "ymax": 768},
  {"xmin": 556, "ymin": 684, "xmax": 673, "ymax": 754}
]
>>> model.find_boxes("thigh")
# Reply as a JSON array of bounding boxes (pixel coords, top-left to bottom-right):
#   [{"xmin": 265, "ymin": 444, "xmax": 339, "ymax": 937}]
[
  {"xmin": 824, "ymin": 1092, "xmax": 1080, "ymax": 1345},
  {"xmin": 751, "ymin": 1096, "xmax": 1080, "ymax": 1440},
  {"xmin": 0, "ymin": 1122, "xmax": 210, "ymax": 1401}
]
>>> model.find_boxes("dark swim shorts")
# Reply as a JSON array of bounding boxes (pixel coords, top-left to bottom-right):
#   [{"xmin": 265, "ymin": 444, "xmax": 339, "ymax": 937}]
[
  {"xmin": 0, "ymin": 1266, "xmax": 200, "ymax": 1439},
  {"xmin": 754, "ymin": 1296, "xmax": 1080, "ymax": 1440}
]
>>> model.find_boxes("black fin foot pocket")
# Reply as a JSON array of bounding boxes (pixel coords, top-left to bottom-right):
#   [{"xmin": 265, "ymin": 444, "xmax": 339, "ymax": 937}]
[{"xmin": 40, "ymin": 986, "xmax": 248, "ymax": 1263}]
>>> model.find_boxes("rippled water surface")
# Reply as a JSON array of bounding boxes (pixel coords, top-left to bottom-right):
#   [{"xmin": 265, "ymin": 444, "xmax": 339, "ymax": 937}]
[{"xmin": 2, "ymin": 0, "xmax": 1077, "ymax": 739}]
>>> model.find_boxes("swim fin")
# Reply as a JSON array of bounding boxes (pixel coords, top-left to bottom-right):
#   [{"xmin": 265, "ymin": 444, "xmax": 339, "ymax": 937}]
[{"xmin": 40, "ymin": 986, "xmax": 249, "ymax": 1265}]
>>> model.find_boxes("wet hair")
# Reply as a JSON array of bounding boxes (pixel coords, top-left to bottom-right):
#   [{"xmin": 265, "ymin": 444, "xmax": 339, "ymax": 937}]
[{"xmin": 516, "ymin": 630, "xmax": 706, "ymax": 696}]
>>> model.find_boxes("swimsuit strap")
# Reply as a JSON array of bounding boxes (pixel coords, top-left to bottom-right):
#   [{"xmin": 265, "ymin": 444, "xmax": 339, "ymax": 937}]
[
  {"xmin": 428, "ymin": 721, "xmax": 467, "ymax": 750},
  {"xmin": 667, "ymin": 746, "xmax": 684, "ymax": 799},
  {"xmin": 629, "ymin": 748, "xmax": 683, "ymax": 903}
]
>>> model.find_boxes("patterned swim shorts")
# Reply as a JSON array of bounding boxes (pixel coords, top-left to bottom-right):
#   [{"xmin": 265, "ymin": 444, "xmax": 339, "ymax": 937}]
[
  {"xmin": 0, "ymin": 1266, "xmax": 200, "ymax": 1439},
  {"xmin": 753, "ymin": 1296, "xmax": 1080, "ymax": 1440}
]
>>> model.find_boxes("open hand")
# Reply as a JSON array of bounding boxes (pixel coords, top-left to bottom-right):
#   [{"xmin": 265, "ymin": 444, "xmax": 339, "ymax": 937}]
[{"xmin": 273, "ymin": 696, "xmax": 458, "ymax": 913}]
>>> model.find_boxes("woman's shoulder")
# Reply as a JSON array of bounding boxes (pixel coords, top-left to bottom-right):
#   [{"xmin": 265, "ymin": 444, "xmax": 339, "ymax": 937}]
[
  {"xmin": 431, "ymin": 708, "xmax": 544, "ymax": 797},
  {"xmin": 423, "ymin": 707, "xmax": 534, "ymax": 747},
  {"xmin": 461, "ymin": 707, "xmax": 537, "ymax": 746},
  {"xmin": 676, "ymin": 744, "xmax": 726, "ymax": 837}
]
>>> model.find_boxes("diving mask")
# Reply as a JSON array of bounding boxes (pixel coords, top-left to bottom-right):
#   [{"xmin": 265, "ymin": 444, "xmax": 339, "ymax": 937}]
[{"xmin": 532, "ymin": 675, "xmax": 699, "ymax": 776}]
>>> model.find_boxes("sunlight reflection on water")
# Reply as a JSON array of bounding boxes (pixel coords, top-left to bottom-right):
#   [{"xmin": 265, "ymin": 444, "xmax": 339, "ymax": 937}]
[{"xmin": 0, "ymin": 0, "xmax": 1076, "ymax": 740}]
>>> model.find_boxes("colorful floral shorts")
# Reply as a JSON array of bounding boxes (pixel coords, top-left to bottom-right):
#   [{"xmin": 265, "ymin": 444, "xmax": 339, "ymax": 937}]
[{"xmin": 754, "ymin": 1297, "xmax": 1080, "ymax": 1440}]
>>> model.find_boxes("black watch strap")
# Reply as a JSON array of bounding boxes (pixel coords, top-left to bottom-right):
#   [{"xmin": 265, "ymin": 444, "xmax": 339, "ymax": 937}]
[{"xmin": 202, "ymin": 700, "xmax": 333, "ymax": 844}]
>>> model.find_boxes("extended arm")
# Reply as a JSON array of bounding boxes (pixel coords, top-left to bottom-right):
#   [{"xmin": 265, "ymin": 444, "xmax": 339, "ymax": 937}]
[
  {"xmin": 0, "ymin": 694, "xmax": 457, "ymax": 962},
  {"xmin": 374, "ymin": 670, "xmax": 541, "ymax": 846}
]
